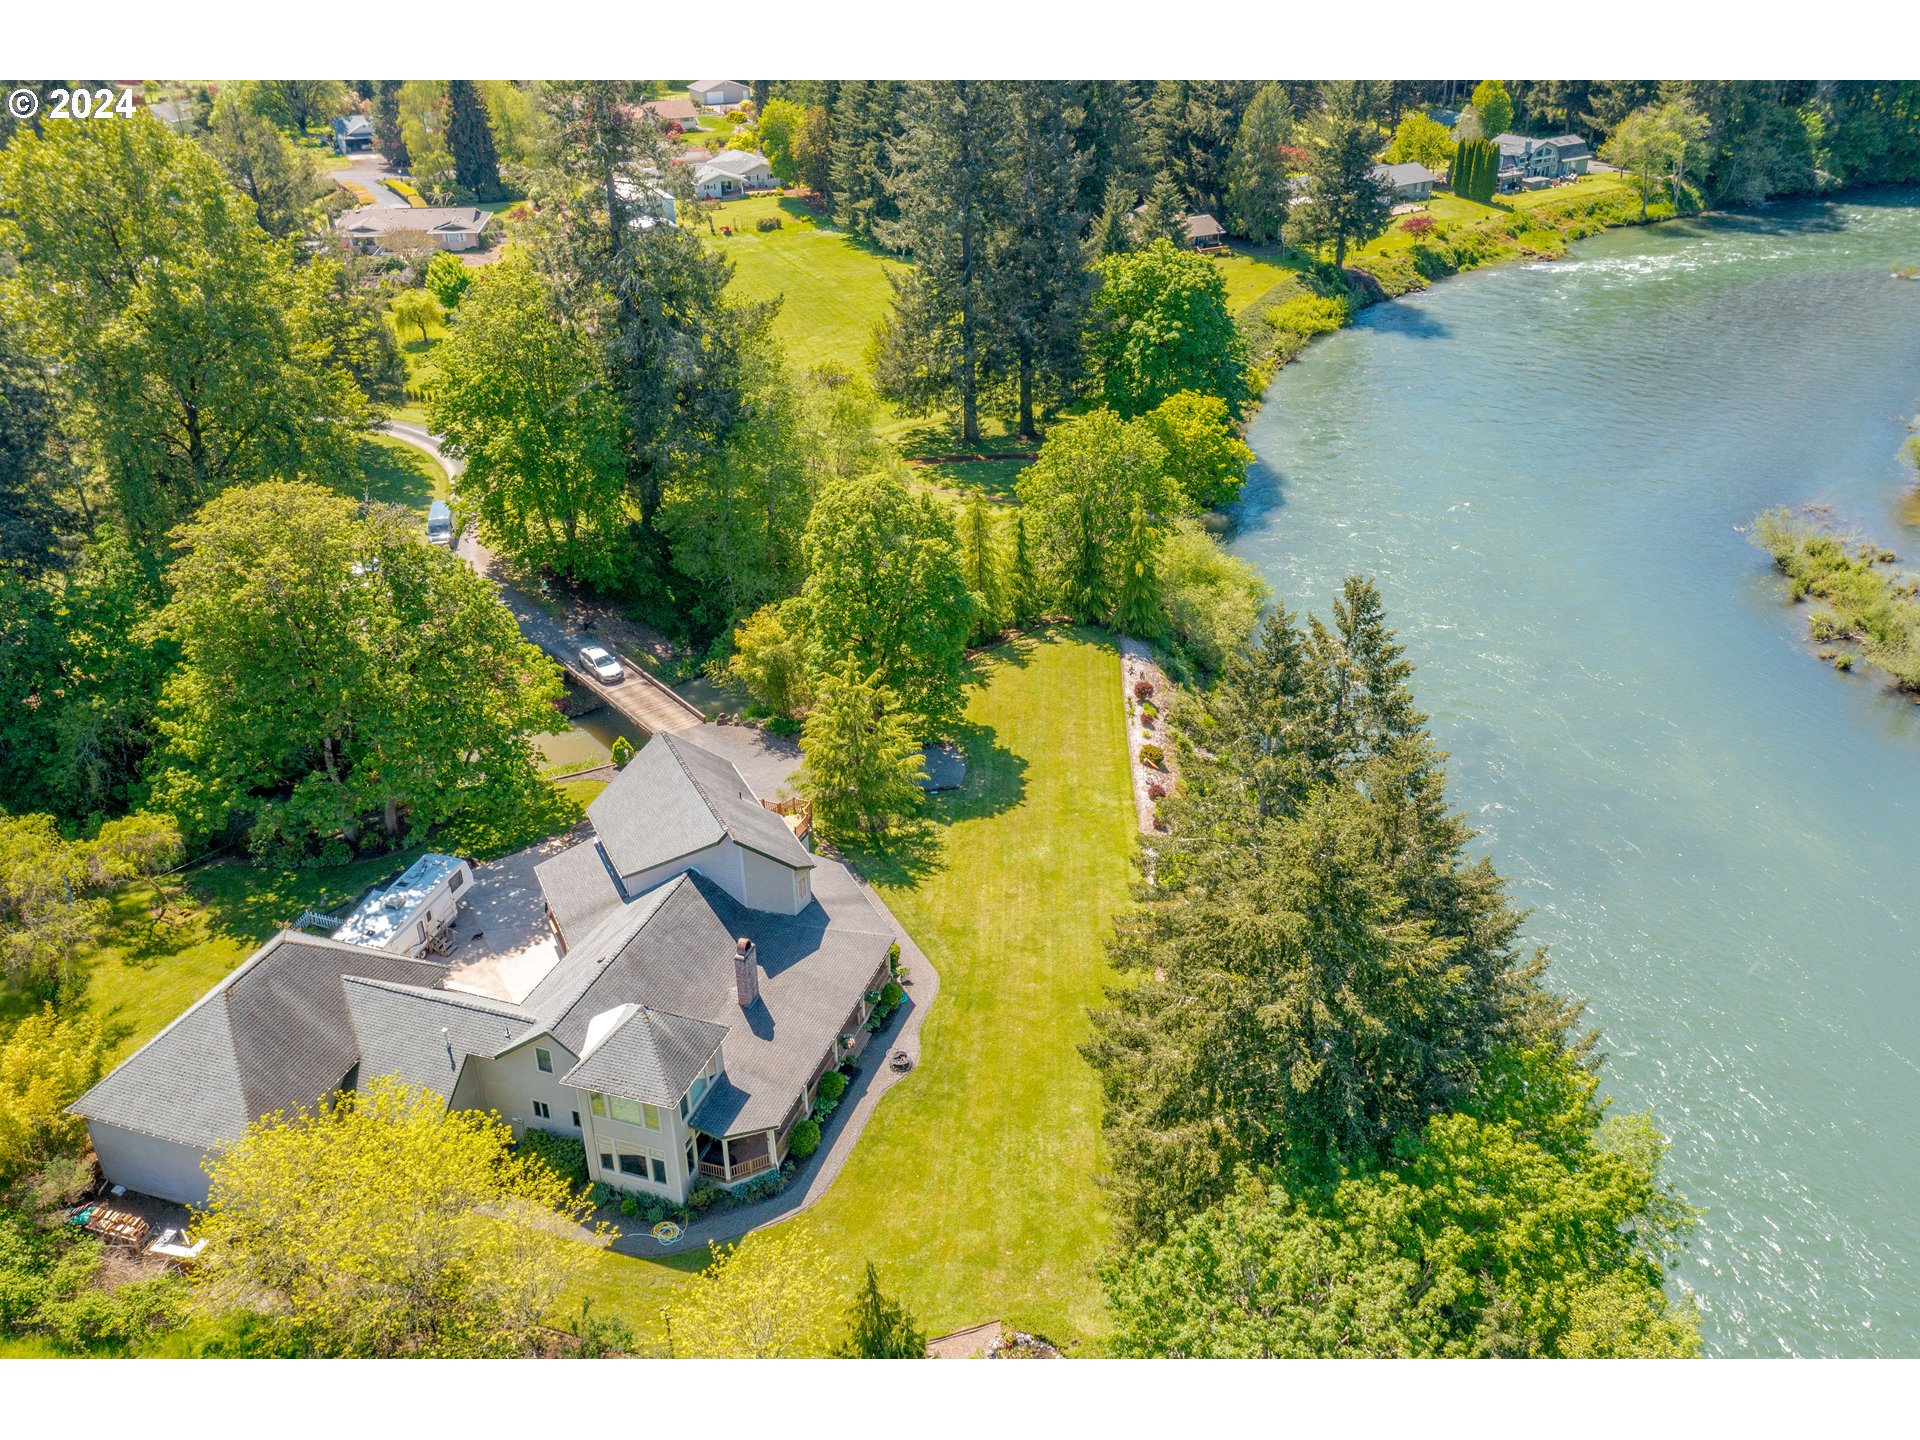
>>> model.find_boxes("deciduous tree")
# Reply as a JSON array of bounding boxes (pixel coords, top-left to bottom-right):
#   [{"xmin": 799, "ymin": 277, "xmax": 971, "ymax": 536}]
[
  {"xmin": 1470, "ymin": 79, "xmax": 1514, "ymax": 141},
  {"xmin": 1144, "ymin": 390, "xmax": 1254, "ymax": 512},
  {"xmin": 663, "ymin": 1227, "xmax": 840, "ymax": 1358},
  {"xmin": 195, "ymin": 1078, "xmax": 603, "ymax": 1357},
  {"xmin": 1086, "ymin": 239, "xmax": 1253, "ymax": 417},
  {"xmin": 1384, "ymin": 110, "xmax": 1455, "ymax": 173},
  {"xmin": 0, "ymin": 1008, "xmax": 107, "ymax": 1186},
  {"xmin": 1014, "ymin": 409, "xmax": 1172, "ymax": 623}
]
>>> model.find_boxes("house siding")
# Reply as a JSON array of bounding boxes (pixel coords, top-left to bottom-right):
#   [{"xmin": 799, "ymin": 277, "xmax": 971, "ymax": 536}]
[
  {"xmin": 87, "ymin": 1122, "xmax": 213, "ymax": 1206},
  {"xmin": 474, "ymin": 1038, "xmax": 586, "ymax": 1141}
]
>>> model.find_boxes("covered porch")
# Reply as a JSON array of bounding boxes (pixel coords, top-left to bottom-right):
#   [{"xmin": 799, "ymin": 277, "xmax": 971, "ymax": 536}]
[{"xmin": 696, "ymin": 1129, "xmax": 779, "ymax": 1185}]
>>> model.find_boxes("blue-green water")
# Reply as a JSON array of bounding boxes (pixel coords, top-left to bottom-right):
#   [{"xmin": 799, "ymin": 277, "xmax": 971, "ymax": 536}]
[{"xmin": 1233, "ymin": 193, "xmax": 1920, "ymax": 1357}]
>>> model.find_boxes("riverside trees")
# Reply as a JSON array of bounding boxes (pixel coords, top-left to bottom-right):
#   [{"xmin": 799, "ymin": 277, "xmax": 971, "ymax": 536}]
[{"xmin": 1085, "ymin": 582, "xmax": 1700, "ymax": 1356}]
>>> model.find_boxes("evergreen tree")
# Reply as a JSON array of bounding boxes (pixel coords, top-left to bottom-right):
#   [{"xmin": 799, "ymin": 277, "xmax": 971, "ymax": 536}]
[
  {"xmin": 833, "ymin": 1262, "xmax": 926, "ymax": 1358},
  {"xmin": 873, "ymin": 81, "xmax": 1012, "ymax": 447},
  {"xmin": 963, "ymin": 492, "xmax": 1003, "ymax": 640},
  {"xmin": 1225, "ymin": 82, "xmax": 1292, "ymax": 242},
  {"xmin": 1114, "ymin": 499, "xmax": 1162, "ymax": 638},
  {"xmin": 829, "ymin": 80, "xmax": 904, "ymax": 238},
  {"xmin": 1072, "ymin": 80, "xmax": 1148, "ymax": 215},
  {"xmin": 1451, "ymin": 137, "xmax": 1498, "ymax": 203},
  {"xmin": 993, "ymin": 81, "xmax": 1093, "ymax": 439},
  {"xmin": 1137, "ymin": 171, "xmax": 1187, "ymax": 246},
  {"xmin": 1091, "ymin": 176, "xmax": 1138, "ymax": 259},
  {"xmin": 1085, "ymin": 580, "xmax": 1586, "ymax": 1244},
  {"xmin": 447, "ymin": 79, "xmax": 504, "ymax": 201},
  {"xmin": 373, "ymin": 80, "xmax": 409, "ymax": 170},
  {"xmin": 798, "ymin": 666, "xmax": 928, "ymax": 839},
  {"xmin": 1287, "ymin": 88, "xmax": 1394, "ymax": 268},
  {"xmin": 1145, "ymin": 80, "xmax": 1255, "ymax": 216},
  {"xmin": 1008, "ymin": 510, "xmax": 1040, "ymax": 629}
]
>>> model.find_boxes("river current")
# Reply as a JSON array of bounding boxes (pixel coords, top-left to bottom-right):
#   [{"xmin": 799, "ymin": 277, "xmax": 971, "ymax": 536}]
[{"xmin": 1233, "ymin": 192, "xmax": 1920, "ymax": 1356}]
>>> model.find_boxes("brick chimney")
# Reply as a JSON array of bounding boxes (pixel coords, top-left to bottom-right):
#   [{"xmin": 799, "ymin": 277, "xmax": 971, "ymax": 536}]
[{"xmin": 734, "ymin": 936, "xmax": 760, "ymax": 1008}]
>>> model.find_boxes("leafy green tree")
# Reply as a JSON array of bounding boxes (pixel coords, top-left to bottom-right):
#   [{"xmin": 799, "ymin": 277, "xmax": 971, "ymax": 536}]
[
  {"xmin": 660, "ymin": 328, "xmax": 816, "ymax": 636},
  {"xmin": 251, "ymin": 80, "xmax": 348, "ymax": 135},
  {"xmin": 664, "ymin": 1227, "xmax": 840, "ymax": 1358},
  {"xmin": 0, "ymin": 315, "xmax": 74, "ymax": 581},
  {"xmin": 0, "ymin": 816, "xmax": 106, "ymax": 995},
  {"xmin": 792, "ymin": 103, "xmax": 833, "ymax": 196},
  {"xmin": 873, "ymin": 81, "xmax": 1012, "ymax": 447},
  {"xmin": 0, "ymin": 1007, "xmax": 107, "ymax": 1187},
  {"xmin": 147, "ymin": 481, "xmax": 565, "ymax": 859},
  {"xmin": 1158, "ymin": 519, "xmax": 1269, "ymax": 676},
  {"xmin": 993, "ymin": 81, "xmax": 1092, "ymax": 439},
  {"xmin": 390, "ymin": 288, "xmax": 442, "ymax": 345},
  {"xmin": 724, "ymin": 599, "xmax": 812, "ymax": 719},
  {"xmin": 1103, "ymin": 1048, "xmax": 1701, "ymax": 1358},
  {"xmin": 757, "ymin": 96, "xmax": 805, "ymax": 181},
  {"xmin": 1287, "ymin": 94, "xmax": 1394, "ymax": 268},
  {"xmin": 398, "ymin": 80, "xmax": 456, "ymax": 200},
  {"xmin": 1144, "ymin": 390, "xmax": 1254, "ymax": 512},
  {"xmin": 1470, "ymin": 79, "xmax": 1515, "ymax": 141},
  {"xmin": 1014, "ymin": 410, "xmax": 1172, "ymax": 624},
  {"xmin": 478, "ymin": 81, "xmax": 539, "ymax": 171},
  {"xmin": 424, "ymin": 251, "xmax": 472, "ymax": 309},
  {"xmin": 1602, "ymin": 100, "xmax": 1711, "ymax": 216},
  {"xmin": 425, "ymin": 254, "xmax": 631, "ymax": 591},
  {"xmin": 195, "ymin": 1078, "xmax": 604, "ymax": 1358},
  {"xmin": 798, "ymin": 665, "xmax": 928, "ymax": 840},
  {"xmin": 800, "ymin": 467, "xmax": 973, "ymax": 737},
  {"xmin": 834, "ymin": 1262, "xmax": 926, "ymax": 1358},
  {"xmin": 203, "ymin": 102, "xmax": 329, "ymax": 239},
  {"xmin": 0, "ymin": 114, "xmax": 364, "ymax": 549},
  {"xmin": 1225, "ymin": 82, "xmax": 1293, "ymax": 242},
  {"xmin": 1086, "ymin": 239, "xmax": 1253, "ymax": 417},
  {"xmin": 446, "ymin": 79, "xmax": 505, "ymax": 201},
  {"xmin": 1384, "ymin": 111, "xmax": 1455, "ymax": 172}
]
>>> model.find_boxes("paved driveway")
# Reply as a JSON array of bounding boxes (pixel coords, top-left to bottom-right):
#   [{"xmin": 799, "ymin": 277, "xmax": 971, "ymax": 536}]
[{"xmin": 334, "ymin": 150, "xmax": 410, "ymax": 207}]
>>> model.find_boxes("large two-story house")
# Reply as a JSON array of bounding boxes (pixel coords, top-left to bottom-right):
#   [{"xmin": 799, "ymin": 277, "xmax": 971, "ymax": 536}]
[
  {"xmin": 71, "ymin": 733, "xmax": 897, "ymax": 1208},
  {"xmin": 1491, "ymin": 132, "xmax": 1592, "ymax": 181}
]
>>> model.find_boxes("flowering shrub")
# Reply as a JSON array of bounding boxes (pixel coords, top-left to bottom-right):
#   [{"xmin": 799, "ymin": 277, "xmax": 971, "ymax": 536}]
[
  {"xmin": 1133, "ymin": 679, "xmax": 1155, "ymax": 701},
  {"xmin": 1401, "ymin": 214, "xmax": 1436, "ymax": 238}
]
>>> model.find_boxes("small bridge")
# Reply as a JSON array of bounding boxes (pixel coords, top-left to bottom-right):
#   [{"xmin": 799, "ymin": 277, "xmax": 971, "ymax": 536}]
[{"xmin": 550, "ymin": 649, "xmax": 705, "ymax": 736}]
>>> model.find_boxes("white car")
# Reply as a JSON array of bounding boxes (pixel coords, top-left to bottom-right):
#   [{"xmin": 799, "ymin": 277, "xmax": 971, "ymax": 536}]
[{"xmin": 579, "ymin": 644, "xmax": 625, "ymax": 683}]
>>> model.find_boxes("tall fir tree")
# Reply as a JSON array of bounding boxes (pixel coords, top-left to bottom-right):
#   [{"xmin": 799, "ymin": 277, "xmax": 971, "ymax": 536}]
[
  {"xmin": 447, "ymin": 79, "xmax": 504, "ymax": 201},
  {"xmin": 1224, "ymin": 82, "xmax": 1293, "ymax": 242},
  {"xmin": 962, "ymin": 491, "xmax": 1002, "ymax": 640},
  {"xmin": 993, "ymin": 81, "xmax": 1093, "ymax": 439},
  {"xmin": 1008, "ymin": 510, "xmax": 1039, "ymax": 629},
  {"xmin": 873, "ymin": 81, "xmax": 1012, "ymax": 447},
  {"xmin": 373, "ymin": 80, "xmax": 409, "ymax": 170},
  {"xmin": 1145, "ymin": 80, "xmax": 1256, "ymax": 216},
  {"xmin": 829, "ymin": 80, "xmax": 904, "ymax": 239},
  {"xmin": 1287, "ymin": 84, "xmax": 1394, "ymax": 268},
  {"xmin": 1091, "ymin": 176, "xmax": 1138, "ymax": 259},
  {"xmin": 1138, "ymin": 171, "xmax": 1187, "ymax": 246},
  {"xmin": 1072, "ymin": 80, "xmax": 1149, "ymax": 215}
]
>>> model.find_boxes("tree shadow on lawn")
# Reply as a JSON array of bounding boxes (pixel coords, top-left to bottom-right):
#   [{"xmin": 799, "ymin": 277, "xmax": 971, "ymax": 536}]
[
  {"xmin": 351, "ymin": 436, "xmax": 443, "ymax": 514},
  {"xmin": 845, "ymin": 718, "xmax": 1030, "ymax": 889}
]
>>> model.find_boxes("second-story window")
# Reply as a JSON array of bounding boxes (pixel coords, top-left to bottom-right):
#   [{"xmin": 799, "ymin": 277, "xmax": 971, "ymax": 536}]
[{"xmin": 535, "ymin": 1047, "xmax": 553, "ymax": 1073}]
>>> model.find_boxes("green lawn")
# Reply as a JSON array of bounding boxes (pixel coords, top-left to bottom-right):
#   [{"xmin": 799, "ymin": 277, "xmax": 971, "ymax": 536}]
[
  {"xmin": 349, "ymin": 435, "xmax": 448, "ymax": 515},
  {"xmin": 575, "ymin": 629, "xmax": 1136, "ymax": 1351},
  {"xmin": 703, "ymin": 194, "xmax": 904, "ymax": 378}
]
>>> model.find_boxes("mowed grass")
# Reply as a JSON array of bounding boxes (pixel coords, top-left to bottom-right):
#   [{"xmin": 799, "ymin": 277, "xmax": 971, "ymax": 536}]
[
  {"xmin": 351, "ymin": 435, "xmax": 448, "ymax": 516},
  {"xmin": 576, "ymin": 629, "xmax": 1136, "ymax": 1351},
  {"xmin": 704, "ymin": 194, "xmax": 904, "ymax": 376}
]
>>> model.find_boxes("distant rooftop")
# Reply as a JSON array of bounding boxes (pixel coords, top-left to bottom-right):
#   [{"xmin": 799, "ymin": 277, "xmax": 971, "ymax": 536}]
[{"xmin": 332, "ymin": 852, "xmax": 465, "ymax": 950}]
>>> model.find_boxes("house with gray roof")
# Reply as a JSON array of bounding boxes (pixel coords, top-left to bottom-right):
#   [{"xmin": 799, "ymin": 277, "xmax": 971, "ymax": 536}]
[
  {"xmin": 332, "ymin": 204, "xmax": 492, "ymax": 254},
  {"xmin": 72, "ymin": 734, "xmax": 894, "ymax": 1207},
  {"xmin": 691, "ymin": 148, "xmax": 774, "ymax": 199},
  {"xmin": 1491, "ymin": 133, "xmax": 1592, "ymax": 181},
  {"xmin": 1372, "ymin": 161, "xmax": 1438, "ymax": 202}
]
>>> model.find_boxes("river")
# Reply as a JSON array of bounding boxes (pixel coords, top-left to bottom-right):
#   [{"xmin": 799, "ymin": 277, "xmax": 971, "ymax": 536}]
[{"xmin": 1232, "ymin": 192, "xmax": 1920, "ymax": 1357}]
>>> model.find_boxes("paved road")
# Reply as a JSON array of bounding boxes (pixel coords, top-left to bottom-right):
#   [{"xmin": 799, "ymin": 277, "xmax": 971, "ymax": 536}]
[
  {"xmin": 334, "ymin": 150, "xmax": 410, "ymax": 208},
  {"xmin": 376, "ymin": 421, "xmax": 701, "ymax": 735}
]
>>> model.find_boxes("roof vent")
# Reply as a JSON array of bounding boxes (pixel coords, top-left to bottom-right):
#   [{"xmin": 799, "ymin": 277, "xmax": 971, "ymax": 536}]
[{"xmin": 734, "ymin": 937, "xmax": 759, "ymax": 1009}]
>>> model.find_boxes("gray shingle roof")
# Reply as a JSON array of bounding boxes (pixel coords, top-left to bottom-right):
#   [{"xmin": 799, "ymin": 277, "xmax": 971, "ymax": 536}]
[
  {"xmin": 588, "ymin": 732, "xmax": 813, "ymax": 880},
  {"xmin": 334, "ymin": 206, "xmax": 490, "ymax": 236},
  {"xmin": 534, "ymin": 839, "xmax": 627, "ymax": 946},
  {"xmin": 561, "ymin": 1004, "xmax": 728, "ymax": 1108},
  {"xmin": 343, "ymin": 977, "xmax": 539, "ymax": 1102},
  {"xmin": 1373, "ymin": 162, "xmax": 1438, "ymax": 186},
  {"xmin": 70, "ymin": 935, "xmax": 451, "ymax": 1149}
]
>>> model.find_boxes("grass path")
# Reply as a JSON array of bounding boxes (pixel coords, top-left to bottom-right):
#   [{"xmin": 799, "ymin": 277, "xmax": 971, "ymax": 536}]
[{"xmin": 576, "ymin": 629, "xmax": 1136, "ymax": 1350}]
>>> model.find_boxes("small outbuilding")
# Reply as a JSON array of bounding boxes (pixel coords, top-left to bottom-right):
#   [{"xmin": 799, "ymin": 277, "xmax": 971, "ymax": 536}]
[
  {"xmin": 1183, "ymin": 212, "xmax": 1228, "ymax": 251},
  {"xmin": 688, "ymin": 80, "xmax": 750, "ymax": 108}
]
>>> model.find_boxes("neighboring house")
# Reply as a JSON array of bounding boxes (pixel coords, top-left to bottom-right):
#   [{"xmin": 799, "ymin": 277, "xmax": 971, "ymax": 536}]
[
  {"xmin": 1428, "ymin": 107, "xmax": 1462, "ymax": 130},
  {"xmin": 691, "ymin": 149, "xmax": 774, "ymax": 200},
  {"xmin": 614, "ymin": 177, "xmax": 678, "ymax": 230},
  {"xmin": 331, "ymin": 113, "xmax": 374, "ymax": 154},
  {"xmin": 333, "ymin": 205, "xmax": 492, "ymax": 253},
  {"xmin": 642, "ymin": 95, "xmax": 702, "ymax": 131},
  {"xmin": 688, "ymin": 79, "xmax": 750, "ymax": 108},
  {"xmin": 1372, "ymin": 161, "xmax": 1438, "ymax": 202},
  {"xmin": 1183, "ymin": 212, "xmax": 1227, "ymax": 250},
  {"xmin": 71, "ymin": 734, "xmax": 891, "ymax": 1207},
  {"xmin": 1491, "ymin": 133, "xmax": 1592, "ymax": 180}
]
